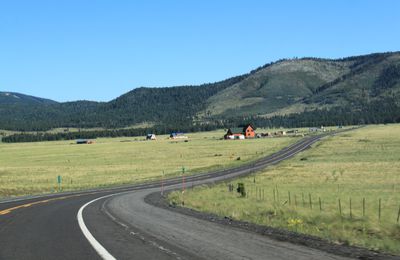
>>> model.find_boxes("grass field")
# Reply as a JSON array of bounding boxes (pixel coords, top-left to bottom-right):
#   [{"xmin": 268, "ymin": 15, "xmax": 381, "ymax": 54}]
[
  {"xmin": 169, "ymin": 124, "xmax": 400, "ymax": 254},
  {"xmin": 0, "ymin": 129, "xmax": 299, "ymax": 199}
]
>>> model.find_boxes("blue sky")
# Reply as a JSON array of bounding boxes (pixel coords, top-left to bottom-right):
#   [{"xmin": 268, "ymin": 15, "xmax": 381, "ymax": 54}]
[{"xmin": 0, "ymin": 0, "xmax": 399, "ymax": 102}]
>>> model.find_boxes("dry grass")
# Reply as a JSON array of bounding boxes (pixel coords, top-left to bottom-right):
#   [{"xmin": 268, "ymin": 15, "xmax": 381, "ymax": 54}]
[
  {"xmin": 169, "ymin": 124, "xmax": 400, "ymax": 254},
  {"xmin": 0, "ymin": 130, "xmax": 298, "ymax": 198}
]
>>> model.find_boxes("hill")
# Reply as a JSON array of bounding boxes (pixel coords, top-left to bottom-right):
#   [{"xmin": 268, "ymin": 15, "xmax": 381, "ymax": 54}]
[
  {"xmin": 0, "ymin": 92, "xmax": 58, "ymax": 105},
  {"xmin": 1, "ymin": 51, "xmax": 400, "ymax": 132},
  {"xmin": 203, "ymin": 52, "xmax": 400, "ymax": 118}
]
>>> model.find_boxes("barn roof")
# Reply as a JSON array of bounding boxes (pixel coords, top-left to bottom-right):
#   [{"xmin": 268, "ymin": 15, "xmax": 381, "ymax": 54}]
[
  {"xmin": 229, "ymin": 127, "xmax": 244, "ymax": 134},
  {"xmin": 241, "ymin": 124, "xmax": 255, "ymax": 130}
]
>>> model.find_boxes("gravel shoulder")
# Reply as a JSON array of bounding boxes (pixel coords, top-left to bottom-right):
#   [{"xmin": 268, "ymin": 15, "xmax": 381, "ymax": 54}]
[
  {"xmin": 105, "ymin": 187, "xmax": 350, "ymax": 260},
  {"xmin": 145, "ymin": 191, "xmax": 399, "ymax": 260}
]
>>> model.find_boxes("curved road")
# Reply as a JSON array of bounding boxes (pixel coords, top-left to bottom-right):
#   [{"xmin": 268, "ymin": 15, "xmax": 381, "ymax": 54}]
[{"xmin": 0, "ymin": 133, "xmax": 357, "ymax": 259}]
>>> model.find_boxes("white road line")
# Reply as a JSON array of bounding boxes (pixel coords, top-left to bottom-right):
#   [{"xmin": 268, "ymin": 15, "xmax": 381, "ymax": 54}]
[
  {"xmin": 76, "ymin": 136, "xmax": 321, "ymax": 260},
  {"xmin": 77, "ymin": 194, "xmax": 117, "ymax": 260}
]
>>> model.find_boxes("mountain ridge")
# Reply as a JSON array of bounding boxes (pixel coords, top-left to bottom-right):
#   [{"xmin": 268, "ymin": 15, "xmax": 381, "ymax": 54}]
[
  {"xmin": 0, "ymin": 91, "xmax": 58, "ymax": 105},
  {"xmin": 1, "ymin": 51, "xmax": 400, "ymax": 131}
]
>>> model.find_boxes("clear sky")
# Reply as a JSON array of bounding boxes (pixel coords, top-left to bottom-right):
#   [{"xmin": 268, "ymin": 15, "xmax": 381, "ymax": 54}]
[{"xmin": 1, "ymin": 0, "xmax": 399, "ymax": 102}]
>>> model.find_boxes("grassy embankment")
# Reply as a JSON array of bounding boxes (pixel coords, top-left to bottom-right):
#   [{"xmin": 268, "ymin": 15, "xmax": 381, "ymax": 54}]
[
  {"xmin": 169, "ymin": 125, "xmax": 400, "ymax": 254},
  {"xmin": 0, "ymin": 129, "xmax": 300, "ymax": 198}
]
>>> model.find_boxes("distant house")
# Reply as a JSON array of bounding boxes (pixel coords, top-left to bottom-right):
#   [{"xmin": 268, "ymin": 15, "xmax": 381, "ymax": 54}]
[
  {"xmin": 170, "ymin": 132, "xmax": 188, "ymax": 139},
  {"xmin": 224, "ymin": 124, "xmax": 256, "ymax": 139},
  {"xmin": 146, "ymin": 134, "xmax": 156, "ymax": 140},
  {"xmin": 309, "ymin": 126, "xmax": 326, "ymax": 132}
]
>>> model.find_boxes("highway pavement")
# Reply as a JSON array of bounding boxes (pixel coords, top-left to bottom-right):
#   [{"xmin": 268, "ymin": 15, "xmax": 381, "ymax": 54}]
[{"xmin": 0, "ymin": 133, "xmax": 366, "ymax": 260}]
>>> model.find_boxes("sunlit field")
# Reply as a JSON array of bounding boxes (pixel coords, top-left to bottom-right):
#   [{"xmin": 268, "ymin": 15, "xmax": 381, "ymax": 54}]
[
  {"xmin": 169, "ymin": 124, "xmax": 400, "ymax": 254},
  {"xmin": 0, "ymin": 129, "xmax": 299, "ymax": 198}
]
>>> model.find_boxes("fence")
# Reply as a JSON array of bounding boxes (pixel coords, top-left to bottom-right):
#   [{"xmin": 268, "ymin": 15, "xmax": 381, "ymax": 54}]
[{"xmin": 229, "ymin": 183, "xmax": 400, "ymax": 224}]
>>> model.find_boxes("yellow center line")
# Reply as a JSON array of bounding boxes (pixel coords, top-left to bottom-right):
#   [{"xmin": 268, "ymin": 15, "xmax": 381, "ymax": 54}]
[{"xmin": 0, "ymin": 192, "xmax": 101, "ymax": 216}]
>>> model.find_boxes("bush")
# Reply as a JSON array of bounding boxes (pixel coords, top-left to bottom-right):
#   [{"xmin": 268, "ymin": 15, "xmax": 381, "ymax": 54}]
[{"xmin": 237, "ymin": 183, "xmax": 246, "ymax": 197}]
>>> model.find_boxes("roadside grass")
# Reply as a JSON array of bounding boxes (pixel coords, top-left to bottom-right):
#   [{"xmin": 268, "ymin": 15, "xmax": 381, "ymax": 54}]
[
  {"xmin": 169, "ymin": 124, "xmax": 400, "ymax": 254},
  {"xmin": 0, "ymin": 130, "xmax": 299, "ymax": 198}
]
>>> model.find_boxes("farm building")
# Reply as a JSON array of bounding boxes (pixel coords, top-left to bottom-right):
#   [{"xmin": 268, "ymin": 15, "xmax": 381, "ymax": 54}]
[
  {"xmin": 146, "ymin": 134, "xmax": 156, "ymax": 140},
  {"xmin": 309, "ymin": 126, "xmax": 326, "ymax": 132},
  {"xmin": 224, "ymin": 124, "xmax": 256, "ymax": 139}
]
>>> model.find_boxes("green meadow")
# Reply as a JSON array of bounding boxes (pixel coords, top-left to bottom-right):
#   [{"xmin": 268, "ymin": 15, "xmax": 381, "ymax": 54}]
[
  {"xmin": 169, "ymin": 125, "xmax": 400, "ymax": 254},
  {"xmin": 0, "ymin": 129, "xmax": 298, "ymax": 198}
]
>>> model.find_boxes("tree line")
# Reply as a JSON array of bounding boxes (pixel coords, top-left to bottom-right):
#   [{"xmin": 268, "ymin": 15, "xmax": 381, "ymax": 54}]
[{"xmin": 3, "ymin": 96, "xmax": 400, "ymax": 143}]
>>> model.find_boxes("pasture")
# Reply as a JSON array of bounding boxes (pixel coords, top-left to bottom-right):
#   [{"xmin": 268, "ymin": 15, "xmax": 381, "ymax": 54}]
[
  {"xmin": 169, "ymin": 124, "xmax": 400, "ymax": 254},
  {"xmin": 0, "ymin": 130, "xmax": 298, "ymax": 198}
]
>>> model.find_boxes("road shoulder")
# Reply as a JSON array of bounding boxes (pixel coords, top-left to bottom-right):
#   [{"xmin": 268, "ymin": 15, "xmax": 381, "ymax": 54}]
[{"xmin": 145, "ymin": 189, "xmax": 399, "ymax": 260}]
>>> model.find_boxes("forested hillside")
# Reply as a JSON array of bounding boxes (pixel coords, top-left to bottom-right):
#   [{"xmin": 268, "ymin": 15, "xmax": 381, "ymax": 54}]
[{"xmin": 1, "ymin": 51, "xmax": 400, "ymax": 137}]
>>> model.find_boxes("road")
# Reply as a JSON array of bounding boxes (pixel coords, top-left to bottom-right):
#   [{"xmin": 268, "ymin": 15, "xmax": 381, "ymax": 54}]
[{"xmin": 0, "ymin": 132, "xmax": 377, "ymax": 260}]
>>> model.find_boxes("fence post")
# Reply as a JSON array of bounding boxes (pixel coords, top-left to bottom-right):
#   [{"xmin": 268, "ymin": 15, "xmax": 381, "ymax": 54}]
[
  {"xmin": 276, "ymin": 185, "xmax": 279, "ymax": 203},
  {"xmin": 397, "ymin": 204, "xmax": 400, "ymax": 224},
  {"xmin": 288, "ymin": 191, "xmax": 291, "ymax": 206},
  {"xmin": 161, "ymin": 170, "xmax": 165, "ymax": 196},
  {"xmin": 363, "ymin": 198, "xmax": 365, "ymax": 217},
  {"xmin": 338, "ymin": 198, "xmax": 342, "ymax": 216},
  {"xmin": 273, "ymin": 188, "xmax": 276, "ymax": 203},
  {"xmin": 309, "ymin": 193, "xmax": 312, "ymax": 209},
  {"xmin": 350, "ymin": 198, "xmax": 352, "ymax": 219},
  {"xmin": 294, "ymin": 194, "xmax": 297, "ymax": 207},
  {"xmin": 379, "ymin": 198, "xmax": 381, "ymax": 221},
  {"xmin": 302, "ymin": 193, "xmax": 305, "ymax": 207},
  {"xmin": 319, "ymin": 197, "xmax": 322, "ymax": 212}
]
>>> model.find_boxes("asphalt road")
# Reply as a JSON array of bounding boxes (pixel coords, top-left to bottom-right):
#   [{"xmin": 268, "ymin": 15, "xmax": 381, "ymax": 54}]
[{"xmin": 0, "ymin": 133, "xmax": 359, "ymax": 260}]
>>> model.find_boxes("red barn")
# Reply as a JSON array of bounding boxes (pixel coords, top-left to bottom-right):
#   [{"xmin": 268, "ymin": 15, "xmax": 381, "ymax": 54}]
[
  {"xmin": 224, "ymin": 124, "xmax": 256, "ymax": 139},
  {"xmin": 243, "ymin": 124, "xmax": 256, "ymax": 138}
]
